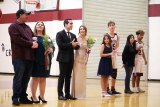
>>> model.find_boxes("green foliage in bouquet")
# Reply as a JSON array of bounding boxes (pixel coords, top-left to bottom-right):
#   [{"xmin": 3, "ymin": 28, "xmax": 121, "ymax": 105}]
[
  {"xmin": 87, "ymin": 36, "xmax": 96, "ymax": 48},
  {"xmin": 43, "ymin": 35, "xmax": 54, "ymax": 50}
]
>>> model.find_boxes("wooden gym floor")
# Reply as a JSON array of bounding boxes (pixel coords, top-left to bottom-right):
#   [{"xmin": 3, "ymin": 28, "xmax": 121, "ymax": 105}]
[{"xmin": 0, "ymin": 74, "xmax": 160, "ymax": 107}]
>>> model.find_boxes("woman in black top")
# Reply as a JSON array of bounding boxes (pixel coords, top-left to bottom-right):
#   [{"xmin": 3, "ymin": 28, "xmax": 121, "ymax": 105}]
[{"xmin": 122, "ymin": 34, "xmax": 137, "ymax": 94}]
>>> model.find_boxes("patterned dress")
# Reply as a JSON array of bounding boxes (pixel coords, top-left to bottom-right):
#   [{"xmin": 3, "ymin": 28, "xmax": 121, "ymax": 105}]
[{"xmin": 72, "ymin": 36, "xmax": 88, "ymax": 99}]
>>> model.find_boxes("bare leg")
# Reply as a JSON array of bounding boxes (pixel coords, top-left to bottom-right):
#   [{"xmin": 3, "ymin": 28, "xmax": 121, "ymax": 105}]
[
  {"xmin": 101, "ymin": 76, "xmax": 107, "ymax": 91},
  {"xmin": 111, "ymin": 78, "xmax": 116, "ymax": 89},
  {"xmin": 136, "ymin": 76, "xmax": 140, "ymax": 88},
  {"xmin": 39, "ymin": 78, "xmax": 46, "ymax": 100},
  {"xmin": 101, "ymin": 76, "xmax": 109, "ymax": 97},
  {"xmin": 31, "ymin": 77, "xmax": 39, "ymax": 100},
  {"xmin": 136, "ymin": 76, "xmax": 145, "ymax": 92},
  {"xmin": 107, "ymin": 83, "xmax": 110, "ymax": 92},
  {"xmin": 132, "ymin": 75, "xmax": 136, "ymax": 88}
]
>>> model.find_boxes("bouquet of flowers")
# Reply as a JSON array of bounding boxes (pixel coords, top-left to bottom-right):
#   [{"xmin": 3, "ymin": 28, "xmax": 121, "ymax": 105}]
[
  {"xmin": 87, "ymin": 36, "xmax": 97, "ymax": 48},
  {"xmin": 43, "ymin": 35, "xmax": 54, "ymax": 50},
  {"xmin": 85, "ymin": 36, "xmax": 97, "ymax": 65},
  {"xmin": 43, "ymin": 35, "xmax": 54, "ymax": 70}
]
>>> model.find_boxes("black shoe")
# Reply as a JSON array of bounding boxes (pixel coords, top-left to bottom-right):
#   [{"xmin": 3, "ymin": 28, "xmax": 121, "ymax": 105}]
[
  {"xmin": 107, "ymin": 90, "xmax": 113, "ymax": 95},
  {"xmin": 65, "ymin": 95, "xmax": 77, "ymax": 100},
  {"xmin": 19, "ymin": 97, "xmax": 33, "ymax": 104},
  {"xmin": 38, "ymin": 96, "xmax": 47, "ymax": 103},
  {"xmin": 111, "ymin": 89, "xmax": 121, "ymax": 94},
  {"xmin": 31, "ymin": 97, "xmax": 40, "ymax": 103},
  {"xmin": 12, "ymin": 98, "xmax": 20, "ymax": 106},
  {"xmin": 58, "ymin": 96, "xmax": 67, "ymax": 100},
  {"xmin": 125, "ymin": 90, "xmax": 134, "ymax": 94}
]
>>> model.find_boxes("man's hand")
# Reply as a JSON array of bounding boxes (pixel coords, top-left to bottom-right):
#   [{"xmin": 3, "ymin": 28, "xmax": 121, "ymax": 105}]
[
  {"xmin": 31, "ymin": 41, "xmax": 38, "ymax": 48},
  {"xmin": 71, "ymin": 39, "xmax": 79, "ymax": 47}
]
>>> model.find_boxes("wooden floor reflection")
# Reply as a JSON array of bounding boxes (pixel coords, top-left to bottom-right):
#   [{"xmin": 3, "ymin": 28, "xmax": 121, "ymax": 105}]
[{"xmin": 0, "ymin": 75, "xmax": 160, "ymax": 107}]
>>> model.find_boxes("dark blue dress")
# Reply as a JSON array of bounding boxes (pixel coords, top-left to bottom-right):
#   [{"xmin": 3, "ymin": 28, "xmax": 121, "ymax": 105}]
[
  {"xmin": 32, "ymin": 36, "xmax": 52, "ymax": 77},
  {"xmin": 97, "ymin": 45, "xmax": 112, "ymax": 76}
]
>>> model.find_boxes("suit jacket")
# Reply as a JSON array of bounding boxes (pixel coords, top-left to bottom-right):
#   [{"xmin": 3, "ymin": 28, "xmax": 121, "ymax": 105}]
[{"xmin": 56, "ymin": 29, "xmax": 79, "ymax": 63}]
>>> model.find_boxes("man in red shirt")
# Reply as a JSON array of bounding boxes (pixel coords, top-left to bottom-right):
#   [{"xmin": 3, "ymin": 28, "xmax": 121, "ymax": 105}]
[{"xmin": 8, "ymin": 9, "xmax": 38, "ymax": 106}]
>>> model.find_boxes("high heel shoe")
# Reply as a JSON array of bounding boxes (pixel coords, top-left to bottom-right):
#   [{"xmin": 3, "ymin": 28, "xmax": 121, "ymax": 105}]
[
  {"xmin": 38, "ymin": 96, "xmax": 47, "ymax": 103},
  {"xmin": 31, "ymin": 97, "xmax": 40, "ymax": 103}
]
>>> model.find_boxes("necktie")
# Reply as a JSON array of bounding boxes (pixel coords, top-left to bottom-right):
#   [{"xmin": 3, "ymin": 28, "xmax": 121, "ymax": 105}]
[{"xmin": 67, "ymin": 32, "xmax": 71, "ymax": 39}]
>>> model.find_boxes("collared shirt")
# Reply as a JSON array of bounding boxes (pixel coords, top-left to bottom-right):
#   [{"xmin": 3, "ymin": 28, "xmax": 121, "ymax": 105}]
[
  {"xmin": 8, "ymin": 21, "xmax": 35, "ymax": 61},
  {"xmin": 64, "ymin": 29, "xmax": 71, "ymax": 39}
]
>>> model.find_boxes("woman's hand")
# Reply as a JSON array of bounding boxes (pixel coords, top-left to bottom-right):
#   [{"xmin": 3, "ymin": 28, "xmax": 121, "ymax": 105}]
[
  {"xmin": 145, "ymin": 60, "xmax": 147, "ymax": 65},
  {"xmin": 44, "ymin": 48, "xmax": 53, "ymax": 55},
  {"xmin": 110, "ymin": 52, "xmax": 113, "ymax": 56},
  {"xmin": 86, "ymin": 48, "xmax": 91, "ymax": 54},
  {"xmin": 122, "ymin": 64, "xmax": 125, "ymax": 68}
]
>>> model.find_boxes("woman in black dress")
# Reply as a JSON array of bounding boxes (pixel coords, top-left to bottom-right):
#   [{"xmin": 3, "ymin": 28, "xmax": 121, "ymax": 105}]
[
  {"xmin": 30, "ymin": 21, "xmax": 55, "ymax": 103},
  {"xmin": 97, "ymin": 34, "xmax": 112, "ymax": 97}
]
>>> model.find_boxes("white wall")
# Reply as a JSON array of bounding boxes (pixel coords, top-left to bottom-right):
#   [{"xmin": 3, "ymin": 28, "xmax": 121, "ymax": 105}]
[
  {"xmin": 0, "ymin": 0, "xmax": 82, "ymax": 75},
  {"xmin": 148, "ymin": 0, "xmax": 160, "ymax": 80},
  {"xmin": 0, "ymin": 0, "xmax": 19, "ymax": 13},
  {"xmin": 148, "ymin": 17, "xmax": 160, "ymax": 79},
  {"xmin": 59, "ymin": 0, "xmax": 82, "ymax": 10},
  {"xmin": 149, "ymin": 0, "xmax": 160, "ymax": 4},
  {"xmin": 83, "ymin": 0, "xmax": 148, "ymax": 79},
  {"xmin": 0, "ymin": 24, "xmax": 13, "ymax": 73}
]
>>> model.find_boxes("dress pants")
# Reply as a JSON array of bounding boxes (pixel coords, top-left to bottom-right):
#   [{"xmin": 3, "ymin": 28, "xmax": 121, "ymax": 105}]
[{"xmin": 58, "ymin": 61, "xmax": 73, "ymax": 96}]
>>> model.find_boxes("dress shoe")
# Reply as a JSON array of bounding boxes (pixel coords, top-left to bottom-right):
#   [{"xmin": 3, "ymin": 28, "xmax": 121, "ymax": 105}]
[
  {"xmin": 65, "ymin": 95, "xmax": 77, "ymax": 100},
  {"xmin": 19, "ymin": 97, "xmax": 33, "ymax": 104},
  {"xmin": 38, "ymin": 96, "xmax": 47, "ymax": 103},
  {"xmin": 31, "ymin": 97, "xmax": 40, "ymax": 103},
  {"xmin": 58, "ymin": 96, "xmax": 67, "ymax": 100},
  {"xmin": 124, "ymin": 90, "xmax": 134, "ymax": 94},
  {"xmin": 12, "ymin": 98, "xmax": 20, "ymax": 106}
]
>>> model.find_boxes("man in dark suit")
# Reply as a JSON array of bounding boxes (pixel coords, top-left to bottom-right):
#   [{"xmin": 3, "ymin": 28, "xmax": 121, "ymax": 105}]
[{"xmin": 56, "ymin": 19, "xmax": 79, "ymax": 100}]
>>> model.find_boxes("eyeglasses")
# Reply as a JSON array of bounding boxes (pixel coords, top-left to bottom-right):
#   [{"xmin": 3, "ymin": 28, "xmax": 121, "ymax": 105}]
[{"xmin": 37, "ymin": 24, "xmax": 44, "ymax": 27}]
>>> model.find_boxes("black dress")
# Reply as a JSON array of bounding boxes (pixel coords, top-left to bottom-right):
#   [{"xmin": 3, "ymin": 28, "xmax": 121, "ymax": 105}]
[
  {"xmin": 32, "ymin": 36, "xmax": 52, "ymax": 77},
  {"xmin": 97, "ymin": 45, "xmax": 112, "ymax": 76}
]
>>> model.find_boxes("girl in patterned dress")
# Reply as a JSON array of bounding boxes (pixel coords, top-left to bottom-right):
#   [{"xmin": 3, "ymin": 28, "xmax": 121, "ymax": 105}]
[
  {"xmin": 97, "ymin": 34, "xmax": 113, "ymax": 97},
  {"xmin": 132, "ymin": 30, "xmax": 147, "ymax": 93}
]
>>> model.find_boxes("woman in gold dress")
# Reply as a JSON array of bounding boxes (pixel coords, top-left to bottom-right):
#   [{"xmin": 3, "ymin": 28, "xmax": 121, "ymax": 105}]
[{"xmin": 71, "ymin": 25, "xmax": 89, "ymax": 99}]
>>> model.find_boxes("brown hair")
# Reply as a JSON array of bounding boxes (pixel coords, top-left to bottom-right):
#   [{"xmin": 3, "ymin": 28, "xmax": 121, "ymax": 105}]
[
  {"xmin": 34, "ymin": 21, "xmax": 46, "ymax": 36},
  {"xmin": 136, "ymin": 30, "xmax": 145, "ymax": 36},
  {"xmin": 108, "ymin": 21, "xmax": 115, "ymax": 27},
  {"xmin": 79, "ymin": 25, "xmax": 87, "ymax": 35},
  {"xmin": 101, "ymin": 33, "xmax": 112, "ymax": 47}
]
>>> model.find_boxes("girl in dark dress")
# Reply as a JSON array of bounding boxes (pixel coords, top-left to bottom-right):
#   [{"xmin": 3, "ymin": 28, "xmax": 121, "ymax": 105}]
[
  {"xmin": 122, "ymin": 34, "xmax": 137, "ymax": 94},
  {"xmin": 97, "ymin": 34, "xmax": 112, "ymax": 97},
  {"xmin": 30, "ymin": 21, "xmax": 55, "ymax": 103}
]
